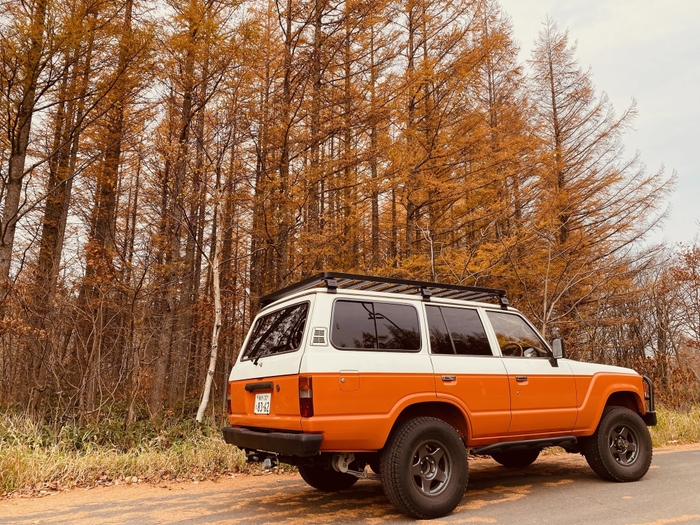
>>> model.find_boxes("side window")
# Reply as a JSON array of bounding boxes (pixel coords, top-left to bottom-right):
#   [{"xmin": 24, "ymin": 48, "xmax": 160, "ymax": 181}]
[
  {"xmin": 425, "ymin": 306, "xmax": 453, "ymax": 354},
  {"xmin": 374, "ymin": 302, "xmax": 421, "ymax": 350},
  {"xmin": 242, "ymin": 302, "xmax": 309, "ymax": 361},
  {"xmin": 332, "ymin": 300, "xmax": 421, "ymax": 351},
  {"xmin": 486, "ymin": 311, "xmax": 549, "ymax": 358},
  {"xmin": 331, "ymin": 301, "xmax": 376, "ymax": 349},
  {"xmin": 426, "ymin": 305, "xmax": 492, "ymax": 356}
]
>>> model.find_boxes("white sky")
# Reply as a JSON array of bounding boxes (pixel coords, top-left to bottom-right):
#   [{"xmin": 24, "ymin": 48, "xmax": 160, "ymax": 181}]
[{"xmin": 498, "ymin": 0, "xmax": 700, "ymax": 246}]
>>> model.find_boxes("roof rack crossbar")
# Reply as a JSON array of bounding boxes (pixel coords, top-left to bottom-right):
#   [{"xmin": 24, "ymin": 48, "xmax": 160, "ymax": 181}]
[
  {"xmin": 259, "ymin": 272, "xmax": 507, "ymax": 309},
  {"xmin": 433, "ymin": 289, "xmax": 470, "ymax": 299}
]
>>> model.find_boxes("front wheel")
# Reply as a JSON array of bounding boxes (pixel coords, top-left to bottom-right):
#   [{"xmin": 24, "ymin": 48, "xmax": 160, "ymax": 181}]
[
  {"xmin": 491, "ymin": 448, "xmax": 540, "ymax": 468},
  {"xmin": 582, "ymin": 406, "xmax": 653, "ymax": 482},
  {"xmin": 297, "ymin": 463, "xmax": 358, "ymax": 491},
  {"xmin": 379, "ymin": 417, "xmax": 468, "ymax": 519}
]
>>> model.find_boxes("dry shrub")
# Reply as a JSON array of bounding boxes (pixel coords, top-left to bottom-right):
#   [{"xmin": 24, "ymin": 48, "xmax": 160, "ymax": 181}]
[
  {"xmin": 634, "ymin": 355, "xmax": 700, "ymax": 410},
  {"xmin": 0, "ymin": 415, "xmax": 247, "ymax": 496},
  {"xmin": 650, "ymin": 405, "xmax": 700, "ymax": 447}
]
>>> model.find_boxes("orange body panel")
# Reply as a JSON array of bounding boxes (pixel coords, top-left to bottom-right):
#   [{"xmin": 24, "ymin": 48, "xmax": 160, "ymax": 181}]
[
  {"xmin": 303, "ymin": 373, "xmax": 437, "ymax": 450},
  {"xmin": 435, "ymin": 375, "xmax": 510, "ymax": 437},
  {"xmin": 228, "ymin": 370, "xmax": 647, "ymax": 451},
  {"xmin": 571, "ymin": 373, "xmax": 646, "ymax": 435},
  {"xmin": 508, "ymin": 374, "xmax": 578, "ymax": 433},
  {"xmin": 229, "ymin": 375, "xmax": 303, "ymax": 431}
]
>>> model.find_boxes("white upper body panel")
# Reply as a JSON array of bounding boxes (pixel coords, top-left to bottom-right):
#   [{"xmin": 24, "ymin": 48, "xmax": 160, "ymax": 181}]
[{"xmin": 229, "ymin": 288, "xmax": 640, "ymax": 380}]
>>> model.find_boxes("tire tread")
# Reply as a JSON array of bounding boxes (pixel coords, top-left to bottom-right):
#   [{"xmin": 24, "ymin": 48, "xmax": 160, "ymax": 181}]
[
  {"xmin": 379, "ymin": 416, "xmax": 467, "ymax": 519},
  {"xmin": 582, "ymin": 406, "xmax": 652, "ymax": 482}
]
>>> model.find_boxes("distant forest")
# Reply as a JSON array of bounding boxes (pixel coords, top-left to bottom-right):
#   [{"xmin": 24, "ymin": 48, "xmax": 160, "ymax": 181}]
[{"xmin": 0, "ymin": 0, "xmax": 697, "ymax": 422}]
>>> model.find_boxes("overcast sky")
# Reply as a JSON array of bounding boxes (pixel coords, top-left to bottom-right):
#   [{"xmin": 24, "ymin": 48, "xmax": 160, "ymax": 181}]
[{"xmin": 498, "ymin": 0, "xmax": 700, "ymax": 246}]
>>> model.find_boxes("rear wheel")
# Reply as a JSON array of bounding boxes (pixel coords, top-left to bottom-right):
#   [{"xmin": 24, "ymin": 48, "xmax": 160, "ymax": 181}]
[
  {"xmin": 297, "ymin": 464, "xmax": 358, "ymax": 492},
  {"xmin": 490, "ymin": 448, "xmax": 541, "ymax": 468},
  {"xmin": 582, "ymin": 406, "xmax": 652, "ymax": 482},
  {"xmin": 380, "ymin": 417, "xmax": 468, "ymax": 519}
]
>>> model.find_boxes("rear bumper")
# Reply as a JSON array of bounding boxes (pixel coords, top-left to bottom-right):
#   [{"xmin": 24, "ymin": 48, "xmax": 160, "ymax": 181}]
[{"xmin": 222, "ymin": 427, "xmax": 323, "ymax": 457}]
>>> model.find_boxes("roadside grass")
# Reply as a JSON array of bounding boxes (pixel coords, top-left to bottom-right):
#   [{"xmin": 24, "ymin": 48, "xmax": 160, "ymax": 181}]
[
  {"xmin": 2, "ymin": 405, "xmax": 699, "ymax": 497},
  {"xmin": 0, "ymin": 415, "xmax": 249, "ymax": 496},
  {"xmin": 650, "ymin": 405, "xmax": 700, "ymax": 447}
]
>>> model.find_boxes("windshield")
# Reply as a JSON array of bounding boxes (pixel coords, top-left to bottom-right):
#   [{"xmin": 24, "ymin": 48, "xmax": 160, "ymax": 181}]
[{"xmin": 242, "ymin": 302, "xmax": 309, "ymax": 362}]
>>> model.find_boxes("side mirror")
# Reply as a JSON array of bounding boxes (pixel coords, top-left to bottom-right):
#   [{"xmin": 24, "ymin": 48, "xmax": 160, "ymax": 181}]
[{"xmin": 552, "ymin": 338, "xmax": 565, "ymax": 359}]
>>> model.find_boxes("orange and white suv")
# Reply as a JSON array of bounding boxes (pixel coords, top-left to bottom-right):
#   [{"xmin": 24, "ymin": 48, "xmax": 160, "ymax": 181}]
[{"xmin": 223, "ymin": 273, "xmax": 656, "ymax": 519}]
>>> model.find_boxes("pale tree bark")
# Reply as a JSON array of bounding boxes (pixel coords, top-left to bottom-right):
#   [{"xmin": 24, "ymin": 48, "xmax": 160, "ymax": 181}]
[{"xmin": 196, "ymin": 183, "xmax": 223, "ymax": 422}]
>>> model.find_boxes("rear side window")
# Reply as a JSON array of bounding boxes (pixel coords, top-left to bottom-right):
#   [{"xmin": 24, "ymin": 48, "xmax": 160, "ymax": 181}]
[
  {"xmin": 332, "ymin": 300, "xmax": 421, "ymax": 351},
  {"xmin": 242, "ymin": 302, "xmax": 309, "ymax": 361},
  {"xmin": 426, "ymin": 305, "xmax": 492, "ymax": 356}
]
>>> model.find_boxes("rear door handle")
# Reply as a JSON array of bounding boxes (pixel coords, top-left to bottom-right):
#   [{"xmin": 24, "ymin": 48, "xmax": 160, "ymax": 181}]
[
  {"xmin": 442, "ymin": 375, "xmax": 456, "ymax": 382},
  {"xmin": 515, "ymin": 376, "xmax": 528, "ymax": 382},
  {"xmin": 245, "ymin": 382, "xmax": 273, "ymax": 392}
]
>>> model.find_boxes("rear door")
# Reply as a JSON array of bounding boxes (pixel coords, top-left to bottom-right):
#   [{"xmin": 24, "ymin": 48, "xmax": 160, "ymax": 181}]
[
  {"xmin": 484, "ymin": 310, "xmax": 577, "ymax": 435},
  {"xmin": 428, "ymin": 305, "xmax": 511, "ymax": 438},
  {"xmin": 300, "ymin": 296, "xmax": 435, "ymax": 450},
  {"xmin": 229, "ymin": 298, "xmax": 314, "ymax": 431}
]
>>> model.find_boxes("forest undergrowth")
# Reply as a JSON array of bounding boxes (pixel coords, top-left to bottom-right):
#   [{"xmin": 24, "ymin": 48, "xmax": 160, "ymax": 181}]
[
  {"xmin": 0, "ymin": 414, "xmax": 253, "ymax": 497},
  {"xmin": 1, "ymin": 405, "xmax": 698, "ymax": 498}
]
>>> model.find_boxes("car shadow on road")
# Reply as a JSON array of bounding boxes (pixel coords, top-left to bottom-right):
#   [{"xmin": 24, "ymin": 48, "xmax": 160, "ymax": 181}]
[
  {"xmin": 197, "ymin": 456, "xmax": 598, "ymax": 524},
  {"xmin": 5, "ymin": 455, "xmax": 601, "ymax": 525}
]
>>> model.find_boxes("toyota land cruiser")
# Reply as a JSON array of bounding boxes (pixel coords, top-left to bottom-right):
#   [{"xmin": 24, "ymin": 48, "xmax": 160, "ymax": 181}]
[{"xmin": 223, "ymin": 273, "xmax": 656, "ymax": 519}]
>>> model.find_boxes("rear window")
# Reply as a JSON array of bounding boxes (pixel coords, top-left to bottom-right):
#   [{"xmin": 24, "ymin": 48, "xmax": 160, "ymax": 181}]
[
  {"xmin": 242, "ymin": 302, "xmax": 309, "ymax": 361},
  {"xmin": 331, "ymin": 300, "xmax": 421, "ymax": 351}
]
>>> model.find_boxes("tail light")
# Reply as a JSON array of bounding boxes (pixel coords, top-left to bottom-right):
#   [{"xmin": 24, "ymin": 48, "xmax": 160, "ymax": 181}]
[
  {"xmin": 299, "ymin": 376, "xmax": 314, "ymax": 417},
  {"xmin": 226, "ymin": 385, "xmax": 233, "ymax": 415}
]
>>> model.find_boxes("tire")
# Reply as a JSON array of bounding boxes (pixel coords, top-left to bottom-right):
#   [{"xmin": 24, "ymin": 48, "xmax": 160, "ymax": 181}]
[
  {"xmin": 298, "ymin": 463, "xmax": 358, "ymax": 492},
  {"xmin": 379, "ymin": 417, "xmax": 468, "ymax": 519},
  {"xmin": 582, "ymin": 406, "xmax": 653, "ymax": 482},
  {"xmin": 491, "ymin": 448, "xmax": 541, "ymax": 469}
]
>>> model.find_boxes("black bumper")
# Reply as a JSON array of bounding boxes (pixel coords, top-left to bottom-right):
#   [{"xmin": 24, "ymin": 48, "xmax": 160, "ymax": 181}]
[
  {"xmin": 222, "ymin": 427, "xmax": 322, "ymax": 457},
  {"xmin": 642, "ymin": 411, "xmax": 657, "ymax": 426},
  {"xmin": 642, "ymin": 376, "xmax": 657, "ymax": 426}
]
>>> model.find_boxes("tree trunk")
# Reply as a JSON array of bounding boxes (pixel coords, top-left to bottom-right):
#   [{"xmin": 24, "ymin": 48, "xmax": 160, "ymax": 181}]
[
  {"xmin": 0, "ymin": 0, "xmax": 48, "ymax": 309},
  {"xmin": 196, "ymin": 179, "xmax": 224, "ymax": 422},
  {"xmin": 31, "ymin": 23, "xmax": 94, "ymax": 415},
  {"xmin": 370, "ymin": 26, "xmax": 380, "ymax": 267}
]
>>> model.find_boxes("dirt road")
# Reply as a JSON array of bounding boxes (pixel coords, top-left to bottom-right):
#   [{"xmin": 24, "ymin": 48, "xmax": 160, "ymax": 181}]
[{"xmin": 3, "ymin": 444, "xmax": 700, "ymax": 524}]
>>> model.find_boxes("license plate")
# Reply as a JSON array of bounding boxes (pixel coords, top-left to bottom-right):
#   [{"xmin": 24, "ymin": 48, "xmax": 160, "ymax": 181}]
[{"xmin": 254, "ymin": 393, "xmax": 271, "ymax": 415}]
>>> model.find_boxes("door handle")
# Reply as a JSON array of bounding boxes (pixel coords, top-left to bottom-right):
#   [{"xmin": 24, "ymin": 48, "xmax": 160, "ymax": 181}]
[
  {"xmin": 515, "ymin": 376, "xmax": 528, "ymax": 382},
  {"xmin": 442, "ymin": 375, "xmax": 456, "ymax": 382},
  {"xmin": 245, "ymin": 382, "xmax": 273, "ymax": 392}
]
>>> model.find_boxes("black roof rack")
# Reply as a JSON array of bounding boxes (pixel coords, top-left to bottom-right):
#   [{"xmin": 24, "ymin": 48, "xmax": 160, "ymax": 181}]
[{"xmin": 259, "ymin": 272, "xmax": 508, "ymax": 309}]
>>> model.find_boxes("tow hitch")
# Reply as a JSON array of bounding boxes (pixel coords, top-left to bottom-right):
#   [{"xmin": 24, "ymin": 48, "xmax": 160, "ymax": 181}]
[{"xmin": 245, "ymin": 451, "xmax": 279, "ymax": 469}]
